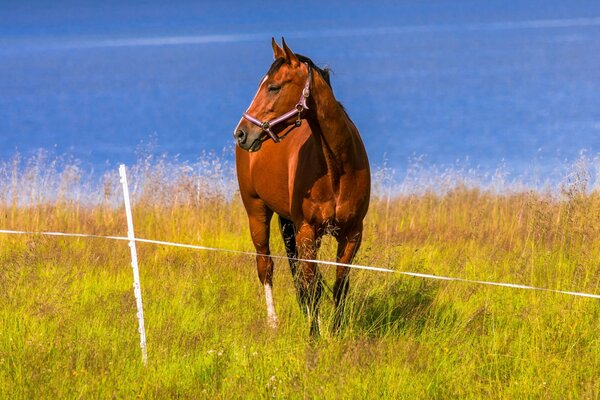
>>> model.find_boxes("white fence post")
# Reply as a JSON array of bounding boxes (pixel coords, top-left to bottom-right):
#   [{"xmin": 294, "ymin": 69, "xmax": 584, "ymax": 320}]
[{"xmin": 119, "ymin": 164, "xmax": 148, "ymax": 365}]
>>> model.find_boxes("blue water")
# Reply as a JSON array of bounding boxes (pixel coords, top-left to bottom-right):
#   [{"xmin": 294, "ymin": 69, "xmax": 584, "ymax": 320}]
[{"xmin": 1, "ymin": 0, "xmax": 600, "ymax": 181}]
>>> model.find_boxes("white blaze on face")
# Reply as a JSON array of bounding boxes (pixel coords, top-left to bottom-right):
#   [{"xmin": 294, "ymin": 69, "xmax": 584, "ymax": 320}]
[
  {"xmin": 248, "ymin": 74, "xmax": 269, "ymax": 112},
  {"xmin": 264, "ymin": 283, "xmax": 278, "ymax": 328},
  {"xmin": 234, "ymin": 74, "xmax": 269, "ymax": 135}
]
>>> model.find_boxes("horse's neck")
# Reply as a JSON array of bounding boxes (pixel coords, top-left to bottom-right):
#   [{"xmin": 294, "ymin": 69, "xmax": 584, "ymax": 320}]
[{"xmin": 310, "ymin": 76, "xmax": 361, "ymax": 177}]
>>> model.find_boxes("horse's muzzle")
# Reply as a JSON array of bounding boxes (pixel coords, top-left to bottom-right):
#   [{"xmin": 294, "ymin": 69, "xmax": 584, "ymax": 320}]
[{"xmin": 234, "ymin": 127, "xmax": 264, "ymax": 152}]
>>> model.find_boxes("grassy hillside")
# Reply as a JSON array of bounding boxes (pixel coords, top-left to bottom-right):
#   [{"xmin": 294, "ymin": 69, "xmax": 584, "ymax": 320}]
[{"xmin": 1, "ymin": 156, "xmax": 599, "ymax": 398}]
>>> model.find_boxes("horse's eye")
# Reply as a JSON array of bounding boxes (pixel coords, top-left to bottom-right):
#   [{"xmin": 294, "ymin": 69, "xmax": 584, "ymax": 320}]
[{"xmin": 268, "ymin": 84, "xmax": 281, "ymax": 93}]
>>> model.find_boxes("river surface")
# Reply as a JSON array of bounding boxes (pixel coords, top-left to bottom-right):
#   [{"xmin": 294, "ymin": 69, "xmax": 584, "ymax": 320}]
[{"xmin": 1, "ymin": 0, "xmax": 600, "ymax": 184}]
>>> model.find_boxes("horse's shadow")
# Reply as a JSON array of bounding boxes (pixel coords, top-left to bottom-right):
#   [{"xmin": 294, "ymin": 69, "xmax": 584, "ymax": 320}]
[{"xmin": 346, "ymin": 280, "xmax": 456, "ymax": 337}]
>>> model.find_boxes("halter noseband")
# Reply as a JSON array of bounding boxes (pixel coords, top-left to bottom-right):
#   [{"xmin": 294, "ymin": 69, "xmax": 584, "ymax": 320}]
[{"xmin": 242, "ymin": 63, "xmax": 312, "ymax": 143}]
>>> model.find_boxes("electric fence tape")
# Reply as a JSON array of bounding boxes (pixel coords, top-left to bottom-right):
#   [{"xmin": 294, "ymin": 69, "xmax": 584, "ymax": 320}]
[{"xmin": 0, "ymin": 228, "xmax": 599, "ymax": 300}]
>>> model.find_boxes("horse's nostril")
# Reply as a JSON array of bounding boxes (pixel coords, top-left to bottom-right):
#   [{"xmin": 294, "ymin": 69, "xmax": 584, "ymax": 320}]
[{"xmin": 236, "ymin": 129, "xmax": 247, "ymax": 144}]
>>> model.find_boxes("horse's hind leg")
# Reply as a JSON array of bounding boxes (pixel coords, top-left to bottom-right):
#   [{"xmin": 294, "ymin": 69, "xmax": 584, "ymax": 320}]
[
  {"xmin": 295, "ymin": 222, "xmax": 322, "ymax": 337},
  {"xmin": 278, "ymin": 216, "xmax": 303, "ymax": 307},
  {"xmin": 333, "ymin": 228, "xmax": 363, "ymax": 333},
  {"xmin": 246, "ymin": 202, "xmax": 278, "ymax": 329}
]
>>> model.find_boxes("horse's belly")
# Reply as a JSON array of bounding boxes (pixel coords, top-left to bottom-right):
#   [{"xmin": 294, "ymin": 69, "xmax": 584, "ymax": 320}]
[{"xmin": 297, "ymin": 176, "xmax": 336, "ymax": 225}]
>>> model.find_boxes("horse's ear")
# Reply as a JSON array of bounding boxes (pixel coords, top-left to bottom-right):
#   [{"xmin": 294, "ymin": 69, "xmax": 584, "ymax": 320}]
[
  {"xmin": 271, "ymin": 37, "xmax": 285, "ymax": 60},
  {"xmin": 281, "ymin": 37, "xmax": 299, "ymax": 66}
]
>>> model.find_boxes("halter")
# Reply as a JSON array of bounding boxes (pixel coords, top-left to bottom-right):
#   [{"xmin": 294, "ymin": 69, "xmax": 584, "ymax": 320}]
[{"xmin": 242, "ymin": 63, "xmax": 312, "ymax": 143}]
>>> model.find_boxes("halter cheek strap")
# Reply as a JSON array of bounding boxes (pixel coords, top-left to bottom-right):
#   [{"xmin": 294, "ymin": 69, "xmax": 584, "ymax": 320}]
[{"xmin": 242, "ymin": 63, "xmax": 312, "ymax": 143}]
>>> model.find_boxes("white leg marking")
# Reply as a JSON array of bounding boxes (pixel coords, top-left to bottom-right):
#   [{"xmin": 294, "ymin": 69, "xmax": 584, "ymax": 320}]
[{"xmin": 264, "ymin": 283, "xmax": 278, "ymax": 329}]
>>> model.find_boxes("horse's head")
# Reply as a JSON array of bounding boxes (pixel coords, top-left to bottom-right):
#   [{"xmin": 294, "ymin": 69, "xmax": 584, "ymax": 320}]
[{"xmin": 234, "ymin": 38, "xmax": 312, "ymax": 152}]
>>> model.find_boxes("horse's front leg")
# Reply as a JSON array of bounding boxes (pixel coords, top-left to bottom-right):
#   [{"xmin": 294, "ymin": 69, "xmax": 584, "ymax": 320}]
[
  {"xmin": 333, "ymin": 228, "xmax": 363, "ymax": 333},
  {"xmin": 295, "ymin": 222, "xmax": 322, "ymax": 337},
  {"xmin": 246, "ymin": 202, "xmax": 277, "ymax": 329}
]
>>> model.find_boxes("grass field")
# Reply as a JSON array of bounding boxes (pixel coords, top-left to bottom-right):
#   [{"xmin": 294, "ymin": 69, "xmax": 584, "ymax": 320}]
[{"xmin": 1, "ymin": 155, "xmax": 599, "ymax": 398}]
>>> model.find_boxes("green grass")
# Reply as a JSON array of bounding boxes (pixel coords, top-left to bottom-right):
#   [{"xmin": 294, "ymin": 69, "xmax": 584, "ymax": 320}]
[{"xmin": 0, "ymin": 158, "xmax": 599, "ymax": 398}]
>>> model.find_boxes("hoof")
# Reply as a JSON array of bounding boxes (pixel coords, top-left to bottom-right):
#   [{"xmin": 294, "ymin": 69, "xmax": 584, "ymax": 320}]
[
  {"xmin": 309, "ymin": 317, "xmax": 320, "ymax": 338},
  {"xmin": 267, "ymin": 315, "xmax": 279, "ymax": 330}
]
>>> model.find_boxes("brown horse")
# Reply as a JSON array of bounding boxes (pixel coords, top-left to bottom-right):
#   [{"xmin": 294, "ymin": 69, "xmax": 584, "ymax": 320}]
[{"xmin": 234, "ymin": 38, "xmax": 370, "ymax": 336}]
